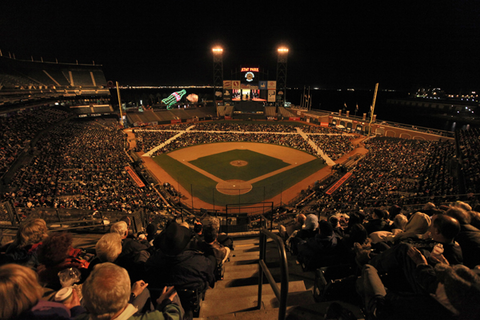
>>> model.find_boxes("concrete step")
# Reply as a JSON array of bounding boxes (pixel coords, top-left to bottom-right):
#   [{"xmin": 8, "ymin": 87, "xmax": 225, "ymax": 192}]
[
  {"xmin": 215, "ymin": 266, "xmax": 307, "ymax": 289},
  {"xmin": 196, "ymin": 301, "xmax": 365, "ymax": 320},
  {"xmin": 225, "ymin": 259, "xmax": 280, "ymax": 272},
  {"xmin": 200, "ymin": 289, "xmax": 315, "ymax": 317},
  {"xmin": 285, "ymin": 300, "xmax": 365, "ymax": 320},
  {"xmin": 197, "ymin": 307, "xmax": 279, "ymax": 320},
  {"xmin": 228, "ymin": 244, "xmax": 286, "ymax": 263},
  {"xmin": 205, "ymin": 280, "xmax": 307, "ymax": 300}
]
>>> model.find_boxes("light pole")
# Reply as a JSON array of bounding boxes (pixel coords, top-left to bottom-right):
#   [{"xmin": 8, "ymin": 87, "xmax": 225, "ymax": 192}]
[
  {"xmin": 277, "ymin": 47, "xmax": 289, "ymax": 107},
  {"xmin": 212, "ymin": 47, "xmax": 224, "ymax": 108}
]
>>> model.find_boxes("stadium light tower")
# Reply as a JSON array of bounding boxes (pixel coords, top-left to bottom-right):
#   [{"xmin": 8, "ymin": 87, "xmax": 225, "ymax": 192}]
[
  {"xmin": 212, "ymin": 46, "xmax": 224, "ymax": 107},
  {"xmin": 276, "ymin": 47, "xmax": 289, "ymax": 107}
]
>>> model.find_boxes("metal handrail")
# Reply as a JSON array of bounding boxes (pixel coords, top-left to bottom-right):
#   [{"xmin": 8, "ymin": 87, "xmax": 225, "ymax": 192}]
[{"xmin": 257, "ymin": 227, "xmax": 289, "ymax": 320}]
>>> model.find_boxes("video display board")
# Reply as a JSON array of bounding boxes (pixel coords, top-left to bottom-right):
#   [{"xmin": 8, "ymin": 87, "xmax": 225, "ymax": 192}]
[{"xmin": 241, "ymin": 67, "xmax": 259, "ymax": 84}]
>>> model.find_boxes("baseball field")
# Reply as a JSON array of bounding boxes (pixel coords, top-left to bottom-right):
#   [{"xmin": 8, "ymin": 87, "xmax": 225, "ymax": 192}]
[{"xmin": 151, "ymin": 142, "xmax": 327, "ymax": 208}]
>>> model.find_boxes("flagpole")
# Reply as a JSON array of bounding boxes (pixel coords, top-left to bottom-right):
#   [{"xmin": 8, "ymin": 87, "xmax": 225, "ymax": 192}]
[
  {"xmin": 368, "ymin": 83, "xmax": 379, "ymax": 136},
  {"xmin": 116, "ymin": 81, "xmax": 123, "ymax": 127},
  {"xmin": 307, "ymin": 86, "xmax": 311, "ymax": 111},
  {"xmin": 302, "ymin": 85, "xmax": 306, "ymax": 109}
]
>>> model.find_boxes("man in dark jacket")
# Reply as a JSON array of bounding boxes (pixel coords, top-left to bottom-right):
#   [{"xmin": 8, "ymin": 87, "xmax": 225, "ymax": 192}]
[
  {"xmin": 296, "ymin": 220, "xmax": 342, "ymax": 269},
  {"xmin": 146, "ymin": 222, "xmax": 216, "ymax": 320},
  {"xmin": 146, "ymin": 222, "xmax": 216, "ymax": 292}
]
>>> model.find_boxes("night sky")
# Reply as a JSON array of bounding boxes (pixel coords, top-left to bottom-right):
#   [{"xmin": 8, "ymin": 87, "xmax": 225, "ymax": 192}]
[{"xmin": 1, "ymin": 1, "xmax": 479, "ymax": 92}]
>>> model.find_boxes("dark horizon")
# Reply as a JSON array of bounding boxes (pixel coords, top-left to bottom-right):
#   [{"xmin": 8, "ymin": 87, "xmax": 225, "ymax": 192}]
[{"xmin": 1, "ymin": 1, "xmax": 479, "ymax": 93}]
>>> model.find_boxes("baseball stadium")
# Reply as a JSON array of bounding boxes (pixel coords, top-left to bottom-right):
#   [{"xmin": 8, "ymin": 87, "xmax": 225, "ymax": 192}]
[{"xmin": 1, "ymin": 51, "xmax": 480, "ymax": 320}]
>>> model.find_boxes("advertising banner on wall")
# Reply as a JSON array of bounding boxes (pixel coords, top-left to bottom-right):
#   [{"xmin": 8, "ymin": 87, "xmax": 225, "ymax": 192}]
[
  {"xmin": 223, "ymin": 80, "xmax": 232, "ymax": 89},
  {"xmin": 223, "ymin": 89, "xmax": 232, "ymax": 101},
  {"xmin": 268, "ymin": 89, "xmax": 276, "ymax": 102},
  {"xmin": 267, "ymin": 81, "xmax": 276, "ymax": 89},
  {"xmin": 223, "ymin": 80, "xmax": 232, "ymax": 101}
]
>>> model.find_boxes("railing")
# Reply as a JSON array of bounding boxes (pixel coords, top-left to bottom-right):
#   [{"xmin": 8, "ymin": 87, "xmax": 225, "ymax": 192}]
[{"xmin": 257, "ymin": 227, "xmax": 289, "ymax": 320}]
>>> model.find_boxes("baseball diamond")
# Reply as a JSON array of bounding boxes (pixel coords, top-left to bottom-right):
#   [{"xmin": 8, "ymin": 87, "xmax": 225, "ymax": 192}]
[{"xmin": 151, "ymin": 142, "xmax": 326, "ymax": 209}]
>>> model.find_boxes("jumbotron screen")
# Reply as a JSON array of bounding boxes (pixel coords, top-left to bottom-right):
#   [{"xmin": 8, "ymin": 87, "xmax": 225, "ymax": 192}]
[{"xmin": 241, "ymin": 67, "xmax": 259, "ymax": 84}]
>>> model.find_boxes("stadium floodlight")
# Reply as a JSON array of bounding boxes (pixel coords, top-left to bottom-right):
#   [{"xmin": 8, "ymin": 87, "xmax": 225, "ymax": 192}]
[
  {"xmin": 212, "ymin": 47, "xmax": 223, "ymax": 54},
  {"xmin": 277, "ymin": 47, "xmax": 289, "ymax": 54}
]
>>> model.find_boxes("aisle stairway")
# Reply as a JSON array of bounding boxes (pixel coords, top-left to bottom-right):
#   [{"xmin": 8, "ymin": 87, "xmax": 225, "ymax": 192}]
[{"xmin": 196, "ymin": 235, "xmax": 364, "ymax": 320}]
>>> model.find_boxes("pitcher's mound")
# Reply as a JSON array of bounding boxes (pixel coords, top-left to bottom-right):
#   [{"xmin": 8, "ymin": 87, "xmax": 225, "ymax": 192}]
[
  {"xmin": 216, "ymin": 179, "xmax": 253, "ymax": 195},
  {"xmin": 230, "ymin": 160, "xmax": 248, "ymax": 167}
]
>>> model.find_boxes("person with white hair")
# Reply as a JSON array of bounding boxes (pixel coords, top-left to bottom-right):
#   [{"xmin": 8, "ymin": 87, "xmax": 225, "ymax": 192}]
[
  {"xmin": 78, "ymin": 262, "xmax": 182, "ymax": 320},
  {"xmin": 109, "ymin": 221, "xmax": 149, "ymax": 282},
  {"xmin": 96, "ymin": 233, "xmax": 123, "ymax": 263},
  {"xmin": 279, "ymin": 213, "xmax": 306, "ymax": 241},
  {"xmin": 110, "ymin": 221, "xmax": 129, "ymax": 238},
  {"xmin": 87, "ymin": 233, "xmax": 124, "ymax": 272},
  {"xmin": 286, "ymin": 214, "xmax": 319, "ymax": 255}
]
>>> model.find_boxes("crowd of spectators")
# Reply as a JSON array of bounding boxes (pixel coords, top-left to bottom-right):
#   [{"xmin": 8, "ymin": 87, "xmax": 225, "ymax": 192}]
[
  {"xmin": 282, "ymin": 200, "xmax": 480, "ymax": 320},
  {"xmin": 0, "ymin": 107, "xmax": 70, "ymax": 177},
  {"xmin": 141, "ymin": 123, "xmax": 192, "ymax": 131},
  {"xmin": 301, "ymin": 125, "xmax": 347, "ymax": 134},
  {"xmin": 148, "ymin": 131, "xmax": 318, "ymax": 156},
  {"xmin": 3, "ymin": 119, "xmax": 165, "ymax": 214},
  {"xmin": 308, "ymin": 134, "xmax": 356, "ymax": 160},
  {"xmin": 192, "ymin": 122, "xmax": 299, "ymax": 132},
  {"xmin": 133, "ymin": 122, "xmax": 355, "ymax": 159},
  {"xmin": 457, "ymin": 127, "xmax": 480, "ymax": 193},
  {"xmin": 2, "ymin": 111, "xmax": 478, "ymax": 223},
  {"xmin": 3, "ymin": 114, "xmax": 476, "ymax": 222},
  {"xmin": 134, "ymin": 131, "xmax": 178, "ymax": 152},
  {"xmin": 310, "ymin": 137, "xmax": 460, "ymax": 215}
]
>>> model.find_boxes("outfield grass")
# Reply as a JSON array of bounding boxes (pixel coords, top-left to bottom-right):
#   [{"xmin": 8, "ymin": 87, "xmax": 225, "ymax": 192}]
[{"xmin": 153, "ymin": 147, "xmax": 327, "ymax": 207}]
